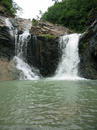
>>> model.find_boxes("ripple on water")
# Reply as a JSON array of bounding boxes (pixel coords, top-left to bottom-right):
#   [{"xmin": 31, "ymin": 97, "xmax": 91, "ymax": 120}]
[{"xmin": 0, "ymin": 80, "xmax": 97, "ymax": 129}]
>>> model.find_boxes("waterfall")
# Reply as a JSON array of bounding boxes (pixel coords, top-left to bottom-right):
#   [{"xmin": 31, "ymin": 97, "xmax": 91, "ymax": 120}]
[
  {"xmin": 54, "ymin": 33, "xmax": 81, "ymax": 80},
  {"xmin": 5, "ymin": 18, "xmax": 39, "ymax": 80},
  {"xmin": 5, "ymin": 18, "xmax": 83, "ymax": 80},
  {"xmin": 5, "ymin": 18, "xmax": 14, "ymax": 36}
]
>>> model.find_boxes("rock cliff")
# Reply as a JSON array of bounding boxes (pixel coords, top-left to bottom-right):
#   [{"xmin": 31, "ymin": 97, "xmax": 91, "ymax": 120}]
[
  {"xmin": 0, "ymin": 16, "xmax": 16, "ymax": 80},
  {"xmin": 0, "ymin": 16, "xmax": 15, "ymax": 60},
  {"xmin": 79, "ymin": 19, "xmax": 97, "ymax": 79}
]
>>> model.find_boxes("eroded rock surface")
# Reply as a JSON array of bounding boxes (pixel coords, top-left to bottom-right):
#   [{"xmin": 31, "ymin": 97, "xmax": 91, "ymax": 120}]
[{"xmin": 31, "ymin": 20, "xmax": 72, "ymax": 37}]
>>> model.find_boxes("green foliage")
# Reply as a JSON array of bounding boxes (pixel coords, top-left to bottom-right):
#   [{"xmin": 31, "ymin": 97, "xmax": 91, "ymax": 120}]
[
  {"xmin": 32, "ymin": 19, "xmax": 38, "ymax": 26},
  {"xmin": 0, "ymin": 0, "xmax": 20, "ymax": 16},
  {"xmin": 41, "ymin": 0, "xmax": 97, "ymax": 32},
  {"xmin": 1, "ymin": 0, "xmax": 13, "ymax": 10},
  {"xmin": 39, "ymin": 34, "xmax": 56, "ymax": 40}
]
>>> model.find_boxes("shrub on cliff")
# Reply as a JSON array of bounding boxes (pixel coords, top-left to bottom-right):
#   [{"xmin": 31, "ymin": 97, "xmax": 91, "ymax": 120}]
[
  {"xmin": 41, "ymin": 0, "xmax": 97, "ymax": 32},
  {"xmin": 0, "ymin": 0, "xmax": 20, "ymax": 16}
]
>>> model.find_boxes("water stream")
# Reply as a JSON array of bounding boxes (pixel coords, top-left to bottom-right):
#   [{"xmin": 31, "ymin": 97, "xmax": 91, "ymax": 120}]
[
  {"xmin": 54, "ymin": 34, "xmax": 82, "ymax": 80},
  {"xmin": 5, "ymin": 18, "xmax": 39, "ymax": 80},
  {"xmin": 0, "ymin": 80, "xmax": 97, "ymax": 129},
  {"xmin": 5, "ymin": 18, "xmax": 83, "ymax": 80}
]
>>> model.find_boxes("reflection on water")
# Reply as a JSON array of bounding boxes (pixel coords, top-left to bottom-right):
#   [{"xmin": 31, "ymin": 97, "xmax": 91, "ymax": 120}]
[{"xmin": 0, "ymin": 80, "xmax": 97, "ymax": 129}]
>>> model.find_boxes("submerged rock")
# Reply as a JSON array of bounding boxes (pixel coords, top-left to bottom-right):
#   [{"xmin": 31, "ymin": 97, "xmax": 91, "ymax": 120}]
[{"xmin": 79, "ymin": 19, "xmax": 97, "ymax": 79}]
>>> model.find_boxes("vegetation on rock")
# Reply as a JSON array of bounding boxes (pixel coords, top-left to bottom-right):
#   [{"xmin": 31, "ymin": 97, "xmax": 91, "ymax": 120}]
[
  {"xmin": 0, "ymin": 0, "xmax": 20, "ymax": 16},
  {"xmin": 41, "ymin": 0, "xmax": 97, "ymax": 32},
  {"xmin": 38, "ymin": 34, "xmax": 56, "ymax": 40}
]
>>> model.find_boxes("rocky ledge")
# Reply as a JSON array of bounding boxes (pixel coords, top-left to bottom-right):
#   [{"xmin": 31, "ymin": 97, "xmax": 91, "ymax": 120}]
[
  {"xmin": 30, "ymin": 20, "xmax": 72, "ymax": 37},
  {"xmin": 79, "ymin": 19, "xmax": 97, "ymax": 79}
]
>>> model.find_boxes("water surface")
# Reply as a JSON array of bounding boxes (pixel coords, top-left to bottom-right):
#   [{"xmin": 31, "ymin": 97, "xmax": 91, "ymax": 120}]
[{"xmin": 0, "ymin": 80, "xmax": 97, "ymax": 130}]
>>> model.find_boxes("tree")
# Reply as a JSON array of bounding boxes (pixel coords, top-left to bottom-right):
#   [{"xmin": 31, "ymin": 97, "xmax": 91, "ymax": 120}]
[
  {"xmin": 41, "ymin": 0, "xmax": 97, "ymax": 32},
  {"xmin": 0, "ymin": 0, "xmax": 21, "ymax": 16}
]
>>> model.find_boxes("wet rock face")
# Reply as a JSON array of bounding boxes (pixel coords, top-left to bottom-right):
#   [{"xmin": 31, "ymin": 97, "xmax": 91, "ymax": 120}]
[
  {"xmin": 0, "ymin": 16, "xmax": 15, "ymax": 60},
  {"xmin": 27, "ymin": 35, "xmax": 60, "ymax": 77},
  {"xmin": 79, "ymin": 19, "xmax": 97, "ymax": 79}
]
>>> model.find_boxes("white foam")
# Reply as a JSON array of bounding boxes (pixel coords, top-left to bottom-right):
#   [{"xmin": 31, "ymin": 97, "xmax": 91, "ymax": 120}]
[
  {"xmin": 5, "ymin": 18, "xmax": 39, "ymax": 80},
  {"xmin": 53, "ymin": 34, "xmax": 84, "ymax": 80}
]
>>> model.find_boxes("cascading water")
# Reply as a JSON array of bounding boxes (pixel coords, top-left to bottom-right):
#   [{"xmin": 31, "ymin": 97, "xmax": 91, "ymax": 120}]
[
  {"xmin": 5, "ymin": 18, "xmax": 83, "ymax": 80},
  {"xmin": 54, "ymin": 33, "xmax": 81, "ymax": 80},
  {"xmin": 5, "ymin": 18, "xmax": 14, "ymax": 36},
  {"xmin": 5, "ymin": 18, "xmax": 39, "ymax": 80}
]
